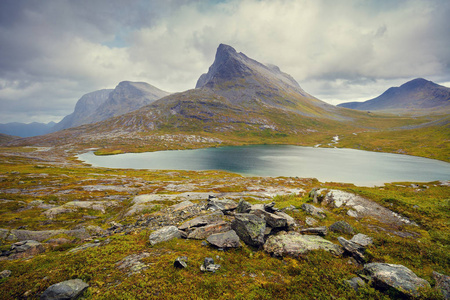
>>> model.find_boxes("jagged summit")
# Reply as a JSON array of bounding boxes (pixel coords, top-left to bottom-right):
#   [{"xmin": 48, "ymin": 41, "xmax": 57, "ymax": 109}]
[
  {"xmin": 195, "ymin": 44, "xmax": 321, "ymax": 110},
  {"xmin": 338, "ymin": 78, "xmax": 450, "ymax": 113}
]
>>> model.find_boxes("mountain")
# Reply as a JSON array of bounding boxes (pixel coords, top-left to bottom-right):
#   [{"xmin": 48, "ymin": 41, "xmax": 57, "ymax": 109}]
[
  {"xmin": 53, "ymin": 82, "xmax": 169, "ymax": 131},
  {"xmin": 52, "ymin": 89, "xmax": 113, "ymax": 131},
  {"xmin": 195, "ymin": 44, "xmax": 332, "ymax": 115},
  {"xmin": 0, "ymin": 121, "xmax": 56, "ymax": 137},
  {"xmin": 8, "ymin": 44, "xmax": 361, "ymax": 150},
  {"xmin": 338, "ymin": 78, "xmax": 450, "ymax": 113},
  {"xmin": 82, "ymin": 81, "xmax": 170, "ymax": 125}
]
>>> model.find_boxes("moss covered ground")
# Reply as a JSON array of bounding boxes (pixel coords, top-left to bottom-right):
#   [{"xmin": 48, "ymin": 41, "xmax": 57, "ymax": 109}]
[{"xmin": 0, "ymin": 147, "xmax": 448, "ymax": 299}]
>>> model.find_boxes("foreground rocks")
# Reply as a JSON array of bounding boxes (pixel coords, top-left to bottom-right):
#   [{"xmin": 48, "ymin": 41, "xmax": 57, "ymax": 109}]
[
  {"xmin": 40, "ymin": 279, "xmax": 89, "ymax": 300},
  {"xmin": 206, "ymin": 230, "xmax": 241, "ymax": 248},
  {"xmin": 361, "ymin": 263, "xmax": 430, "ymax": 298},
  {"xmin": 149, "ymin": 226, "xmax": 182, "ymax": 246},
  {"xmin": 231, "ymin": 213, "xmax": 266, "ymax": 247},
  {"xmin": 264, "ymin": 233, "xmax": 344, "ymax": 257}
]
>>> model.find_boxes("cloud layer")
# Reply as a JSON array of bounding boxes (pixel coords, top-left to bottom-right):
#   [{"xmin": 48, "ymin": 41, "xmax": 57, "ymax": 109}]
[{"xmin": 1, "ymin": 0, "xmax": 449, "ymax": 122}]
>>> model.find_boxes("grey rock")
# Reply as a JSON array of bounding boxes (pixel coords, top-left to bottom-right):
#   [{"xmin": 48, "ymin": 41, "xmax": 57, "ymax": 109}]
[
  {"xmin": 9, "ymin": 240, "xmax": 45, "ymax": 259},
  {"xmin": 187, "ymin": 221, "xmax": 231, "ymax": 240},
  {"xmin": 174, "ymin": 256, "xmax": 188, "ymax": 269},
  {"xmin": 68, "ymin": 243, "xmax": 100, "ymax": 253},
  {"xmin": 350, "ymin": 233, "xmax": 373, "ymax": 247},
  {"xmin": 178, "ymin": 212, "xmax": 224, "ymax": 231},
  {"xmin": 329, "ymin": 221, "xmax": 355, "ymax": 235},
  {"xmin": 433, "ymin": 271, "xmax": 450, "ymax": 299},
  {"xmin": 362, "ymin": 263, "xmax": 430, "ymax": 298},
  {"xmin": 274, "ymin": 211, "xmax": 296, "ymax": 229},
  {"xmin": 200, "ymin": 257, "xmax": 220, "ymax": 273},
  {"xmin": 231, "ymin": 213, "xmax": 266, "ymax": 247},
  {"xmin": 149, "ymin": 226, "xmax": 182, "ymax": 246},
  {"xmin": 116, "ymin": 252, "xmax": 151, "ymax": 275},
  {"xmin": 309, "ymin": 188, "xmax": 327, "ymax": 203},
  {"xmin": 338, "ymin": 237, "xmax": 365, "ymax": 263},
  {"xmin": 171, "ymin": 200, "xmax": 195, "ymax": 212},
  {"xmin": 305, "ymin": 217, "xmax": 318, "ymax": 226},
  {"xmin": 40, "ymin": 279, "xmax": 89, "ymax": 300},
  {"xmin": 264, "ymin": 233, "xmax": 344, "ymax": 257},
  {"xmin": 236, "ymin": 199, "xmax": 252, "ymax": 213},
  {"xmin": 6, "ymin": 228, "xmax": 89, "ymax": 242},
  {"xmin": 301, "ymin": 203, "xmax": 326, "ymax": 219},
  {"xmin": 206, "ymin": 230, "xmax": 241, "ymax": 248},
  {"xmin": 263, "ymin": 202, "xmax": 279, "ymax": 213},
  {"xmin": 323, "ymin": 190, "xmax": 415, "ymax": 226},
  {"xmin": 0, "ymin": 269, "xmax": 11, "ymax": 278},
  {"xmin": 252, "ymin": 209, "xmax": 287, "ymax": 228},
  {"xmin": 207, "ymin": 199, "xmax": 238, "ymax": 212},
  {"xmin": 344, "ymin": 277, "xmax": 366, "ymax": 292},
  {"xmin": 299, "ymin": 226, "xmax": 327, "ymax": 236}
]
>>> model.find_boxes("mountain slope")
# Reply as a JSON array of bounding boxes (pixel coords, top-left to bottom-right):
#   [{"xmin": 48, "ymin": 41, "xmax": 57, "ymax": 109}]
[
  {"xmin": 83, "ymin": 81, "xmax": 170, "ymax": 124},
  {"xmin": 0, "ymin": 121, "xmax": 56, "ymax": 137},
  {"xmin": 52, "ymin": 89, "xmax": 113, "ymax": 131},
  {"xmin": 196, "ymin": 44, "xmax": 334, "ymax": 116},
  {"xmin": 338, "ymin": 78, "xmax": 450, "ymax": 113}
]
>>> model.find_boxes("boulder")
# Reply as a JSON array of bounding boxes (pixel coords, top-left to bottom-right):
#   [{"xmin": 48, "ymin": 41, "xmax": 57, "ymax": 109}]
[
  {"xmin": 433, "ymin": 271, "xmax": 450, "ymax": 299},
  {"xmin": 309, "ymin": 188, "xmax": 327, "ymax": 203},
  {"xmin": 338, "ymin": 237, "xmax": 365, "ymax": 263},
  {"xmin": 236, "ymin": 199, "xmax": 252, "ymax": 213},
  {"xmin": 178, "ymin": 212, "xmax": 224, "ymax": 231},
  {"xmin": 187, "ymin": 222, "xmax": 231, "ymax": 240},
  {"xmin": 252, "ymin": 209, "xmax": 287, "ymax": 228},
  {"xmin": 6, "ymin": 228, "xmax": 89, "ymax": 242},
  {"xmin": 40, "ymin": 279, "xmax": 89, "ymax": 300},
  {"xmin": 207, "ymin": 199, "xmax": 238, "ymax": 212},
  {"xmin": 301, "ymin": 203, "xmax": 326, "ymax": 219},
  {"xmin": 329, "ymin": 221, "xmax": 355, "ymax": 235},
  {"xmin": 170, "ymin": 200, "xmax": 195, "ymax": 212},
  {"xmin": 299, "ymin": 226, "xmax": 327, "ymax": 236},
  {"xmin": 350, "ymin": 233, "xmax": 373, "ymax": 247},
  {"xmin": 9, "ymin": 240, "xmax": 45, "ymax": 259},
  {"xmin": 264, "ymin": 233, "xmax": 343, "ymax": 257},
  {"xmin": 149, "ymin": 226, "xmax": 182, "ymax": 246},
  {"xmin": 207, "ymin": 230, "xmax": 241, "ymax": 248},
  {"xmin": 231, "ymin": 213, "xmax": 266, "ymax": 247},
  {"xmin": 274, "ymin": 211, "xmax": 296, "ymax": 229},
  {"xmin": 362, "ymin": 263, "xmax": 430, "ymax": 298}
]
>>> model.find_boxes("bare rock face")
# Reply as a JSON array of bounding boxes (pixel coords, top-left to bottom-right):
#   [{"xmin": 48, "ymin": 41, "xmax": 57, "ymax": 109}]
[
  {"xmin": 149, "ymin": 226, "xmax": 182, "ymax": 246},
  {"xmin": 264, "ymin": 233, "xmax": 343, "ymax": 257},
  {"xmin": 206, "ymin": 230, "xmax": 241, "ymax": 248},
  {"xmin": 362, "ymin": 263, "xmax": 430, "ymax": 298},
  {"xmin": 231, "ymin": 213, "xmax": 266, "ymax": 247},
  {"xmin": 40, "ymin": 279, "xmax": 89, "ymax": 300}
]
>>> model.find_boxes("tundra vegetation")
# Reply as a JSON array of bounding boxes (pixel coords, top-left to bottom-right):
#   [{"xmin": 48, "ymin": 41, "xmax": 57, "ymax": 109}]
[{"xmin": 0, "ymin": 146, "xmax": 448, "ymax": 299}]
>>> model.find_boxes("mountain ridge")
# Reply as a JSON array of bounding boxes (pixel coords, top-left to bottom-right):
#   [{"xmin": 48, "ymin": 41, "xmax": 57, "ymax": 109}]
[{"xmin": 338, "ymin": 78, "xmax": 450, "ymax": 113}]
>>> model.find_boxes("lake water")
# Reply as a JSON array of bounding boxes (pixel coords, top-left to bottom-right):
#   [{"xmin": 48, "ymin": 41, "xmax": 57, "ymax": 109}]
[{"xmin": 77, "ymin": 145, "xmax": 450, "ymax": 186}]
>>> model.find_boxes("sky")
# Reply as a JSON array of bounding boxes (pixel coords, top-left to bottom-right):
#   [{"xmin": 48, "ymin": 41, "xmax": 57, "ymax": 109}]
[{"xmin": 0, "ymin": 0, "xmax": 449, "ymax": 123}]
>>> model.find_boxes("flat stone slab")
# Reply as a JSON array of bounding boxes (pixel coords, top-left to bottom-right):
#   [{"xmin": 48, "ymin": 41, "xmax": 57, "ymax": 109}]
[
  {"xmin": 264, "ymin": 233, "xmax": 343, "ymax": 257},
  {"xmin": 40, "ymin": 279, "xmax": 89, "ymax": 300},
  {"xmin": 323, "ymin": 190, "xmax": 415, "ymax": 226},
  {"xmin": 206, "ymin": 230, "xmax": 241, "ymax": 248},
  {"xmin": 6, "ymin": 228, "xmax": 89, "ymax": 242},
  {"xmin": 179, "ymin": 212, "xmax": 224, "ymax": 231},
  {"xmin": 187, "ymin": 221, "xmax": 231, "ymax": 240},
  {"xmin": 149, "ymin": 226, "xmax": 182, "ymax": 246},
  {"xmin": 362, "ymin": 263, "xmax": 430, "ymax": 298}
]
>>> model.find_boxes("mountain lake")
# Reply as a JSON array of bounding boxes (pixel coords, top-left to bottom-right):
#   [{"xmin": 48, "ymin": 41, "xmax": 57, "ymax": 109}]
[{"xmin": 77, "ymin": 145, "xmax": 450, "ymax": 186}]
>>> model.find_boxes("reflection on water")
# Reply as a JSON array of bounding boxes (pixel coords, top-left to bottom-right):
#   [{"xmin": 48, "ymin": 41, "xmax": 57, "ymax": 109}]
[{"xmin": 77, "ymin": 145, "xmax": 450, "ymax": 186}]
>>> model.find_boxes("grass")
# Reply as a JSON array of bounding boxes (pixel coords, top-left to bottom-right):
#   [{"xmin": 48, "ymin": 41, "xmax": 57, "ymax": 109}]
[{"xmin": 0, "ymin": 145, "xmax": 448, "ymax": 299}]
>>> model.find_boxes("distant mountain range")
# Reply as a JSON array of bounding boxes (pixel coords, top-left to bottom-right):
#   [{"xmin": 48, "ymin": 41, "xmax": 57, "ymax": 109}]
[
  {"xmin": 5, "ymin": 44, "xmax": 450, "ymax": 153},
  {"xmin": 0, "ymin": 121, "xmax": 56, "ymax": 138},
  {"xmin": 338, "ymin": 78, "xmax": 450, "ymax": 113}
]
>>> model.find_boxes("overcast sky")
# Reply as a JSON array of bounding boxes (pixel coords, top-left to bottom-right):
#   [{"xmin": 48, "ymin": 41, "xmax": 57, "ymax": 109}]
[{"xmin": 1, "ymin": 0, "xmax": 449, "ymax": 123}]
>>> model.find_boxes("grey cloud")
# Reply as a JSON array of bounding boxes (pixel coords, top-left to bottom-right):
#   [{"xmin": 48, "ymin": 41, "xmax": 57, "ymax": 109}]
[{"xmin": 1, "ymin": 0, "xmax": 449, "ymax": 123}]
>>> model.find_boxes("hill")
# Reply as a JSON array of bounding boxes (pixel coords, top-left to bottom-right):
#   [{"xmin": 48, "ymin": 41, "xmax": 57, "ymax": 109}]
[{"xmin": 338, "ymin": 78, "xmax": 450, "ymax": 114}]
